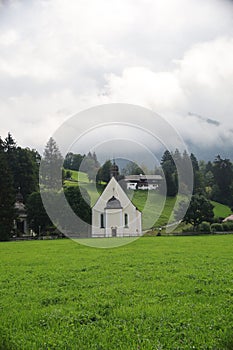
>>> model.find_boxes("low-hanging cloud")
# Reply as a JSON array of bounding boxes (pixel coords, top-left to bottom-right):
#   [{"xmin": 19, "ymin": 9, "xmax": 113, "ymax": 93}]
[{"xmin": 0, "ymin": 0, "xmax": 233, "ymax": 158}]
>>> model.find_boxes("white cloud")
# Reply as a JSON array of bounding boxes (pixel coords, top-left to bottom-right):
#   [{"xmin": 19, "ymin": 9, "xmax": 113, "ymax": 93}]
[
  {"xmin": 100, "ymin": 36, "xmax": 233, "ymax": 149},
  {"xmin": 0, "ymin": 0, "xmax": 233, "ymax": 158}
]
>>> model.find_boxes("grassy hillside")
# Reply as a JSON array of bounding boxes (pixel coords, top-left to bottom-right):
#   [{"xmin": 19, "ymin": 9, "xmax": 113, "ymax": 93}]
[
  {"xmin": 211, "ymin": 200, "xmax": 232, "ymax": 219},
  {"xmin": 64, "ymin": 170, "xmax": 89, "ymax": 185},
  {"xmin": 0, "ymin": 236, "xmax": 233, "ymax": 349},
  {"xmin": 64, "ymin": 171, "xmax": 100, "ymax": 206},
  {"xmin": 130, "ymin": 190, "xmax": 179, "ymax": 229}
]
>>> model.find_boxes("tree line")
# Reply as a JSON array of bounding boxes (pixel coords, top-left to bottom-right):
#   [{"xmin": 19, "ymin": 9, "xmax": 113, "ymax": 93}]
[
  {"xmin": 160, "ymin": 149, "xmax": 233, "ymax": 206},
  {"xmin": 1, "ymin": 133, "xmax": 233, "ymax": 240},
  {"xmin": 0, "ymin": 135, "xmax": 91, "ymax": 240}
]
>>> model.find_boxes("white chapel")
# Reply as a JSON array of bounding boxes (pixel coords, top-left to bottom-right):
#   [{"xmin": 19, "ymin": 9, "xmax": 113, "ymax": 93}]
[{"xmin": 92, "ymin": 165, "xmax": 142, "ymax": 238}]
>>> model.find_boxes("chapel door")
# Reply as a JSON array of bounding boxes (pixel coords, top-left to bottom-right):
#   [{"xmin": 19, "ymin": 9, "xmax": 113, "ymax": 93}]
[{"xmin": 111, "ymin": 227, "xmax": 117, "ymax": 237}]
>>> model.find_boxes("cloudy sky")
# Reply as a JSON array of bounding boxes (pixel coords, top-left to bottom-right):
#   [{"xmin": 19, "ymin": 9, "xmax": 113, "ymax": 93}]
[{"xmin": 1, "ymin": 0, "xmax": 233, "ymax": 159}]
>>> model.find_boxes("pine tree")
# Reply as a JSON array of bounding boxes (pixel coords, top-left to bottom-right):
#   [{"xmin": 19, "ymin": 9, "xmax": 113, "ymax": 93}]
[
  {"xmin": 161, "ymin": 150, "xmax": 178, "ymax": 197},
  {"xmin": 0, "ymin": 137, "xmax": 15, "ymax": 241},
  {"xmin": 40, "ymin": 137, "xmax": 64, "ymax": 190},
  {"xmin": 3, "ymin": 133, "xmax": 39, "ymax": 200}
]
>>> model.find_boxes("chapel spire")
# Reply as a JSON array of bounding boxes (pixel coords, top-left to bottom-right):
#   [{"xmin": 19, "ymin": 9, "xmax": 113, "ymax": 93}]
[{"xmin": 110, "ymin": 159, "xmax": 119, "ymax": 180}]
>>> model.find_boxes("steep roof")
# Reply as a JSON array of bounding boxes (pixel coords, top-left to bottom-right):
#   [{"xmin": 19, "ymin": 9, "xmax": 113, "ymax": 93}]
[{"xmin": 93, "ymin": 176, "xmax": 140, "ymax": 212}]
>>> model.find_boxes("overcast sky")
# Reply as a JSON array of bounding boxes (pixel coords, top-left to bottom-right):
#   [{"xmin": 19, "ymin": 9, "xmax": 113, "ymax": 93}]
[{"xmin": 1, "ymin": 0, "xmax": 233, "ymax": 159}]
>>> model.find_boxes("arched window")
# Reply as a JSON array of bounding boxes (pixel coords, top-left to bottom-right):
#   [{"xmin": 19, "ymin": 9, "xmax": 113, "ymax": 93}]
[
  {"xmin": 100, "ymin": 213, "xmax": 104, "ymax": 228},
  {"xmin": 124, "ymin": 213, "xmax": 128, "ymax": 228}
]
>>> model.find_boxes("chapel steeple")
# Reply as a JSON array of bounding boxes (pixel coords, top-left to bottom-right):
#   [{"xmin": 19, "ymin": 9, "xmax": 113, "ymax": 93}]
[{"xmin": 110, "ymin": 159, "xmax": 119, "ymax": 180}]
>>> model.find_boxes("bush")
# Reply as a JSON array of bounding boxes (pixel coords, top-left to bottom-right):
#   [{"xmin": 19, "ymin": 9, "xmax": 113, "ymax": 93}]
[
  {"xmin": 198, "ymin": 221, "xmax": 211, "ymax": 233},
  {"xmin": 222, "ymin": 221, "xmax": 233, "ymax": 232},
  {"xmin": 211, "ymin": 223, "xmax": 223, "ymax": 233},
  {"xmin": 182, "ymin": 225, "xmax": 195, "ymax": 233}
]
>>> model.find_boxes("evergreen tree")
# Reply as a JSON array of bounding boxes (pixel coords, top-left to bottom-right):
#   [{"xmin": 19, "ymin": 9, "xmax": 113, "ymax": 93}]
[
  {"xmin": 14, "ymin": 147, "xmax": 40, "ymax": 200},
  {"xmin": 161, "ymin": 150, "xmax": 178, "ymax": 197},
  {"xmin": 122, "ymin": 161, "xmax": 143, "ymax": 176},
  {"xmin": 190, "ymin": 153, "xmax": 204, "ymax": 194},
  {"xmin": 79, "ymin": 152, "xmax": 100, "ymax": 182},
  {"xmin": 40, "ymin": 137, "xmax": 64, "ymax": 190},
  {"xmin": 190, "ymin": 153, "xmax": 199, "ymax": 172},
  {"xmin": 4, "ymin": 132, "xmax": 17, "ymax": 153},
  {"xmin": 212, "ymin": 155, "xmax": 233, "ymax": 205},
  {"xmin": 0, "ymin": 138, "xmax": 15, "ymax": 241},
  {"xmin": 3, "ymin": 133, "xmax": 40, "ymax": 200},
  {"xmin": 72, "ymin": 154, "xmax": 85, "ymax": 171},
  {"xmin": 161, "ymin": 150, "xmax": 175, "ymax": 169}
]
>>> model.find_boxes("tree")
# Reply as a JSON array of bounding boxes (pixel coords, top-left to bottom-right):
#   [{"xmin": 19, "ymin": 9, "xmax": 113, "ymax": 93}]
[
  {"xmin": 64, "ymin": 170, "xmax": 72, "ymax": 179},
  {"xmin": 81, "ymin": 157, "xmax": 97, "ymax": 182},
  {"xmin": 4, "ymin": 132, "xmax": 17, "ymax": 154},
  {"xmin": 64, "ymin": 186, "xmax": 91, "ymax": 224},
  {"xmin": 64, "ymin": 152, "xmax": 85, "ymax": 171},
  {"xmin": 52, "ymin": 186, "xmax": 92, "ymax": 236},
  {"xmin": 2, "ymin": 133, "xmax": 40, "ymax": 200},
  {"xmin": 26, "ymin": 191, "xmax": 53, "ymax": 234},
  {"xmin": 14, "ymin": 148, "xmax": 40, "ymax": 200},
  {"xmin": 190, "ymin": 153, "xmax": 204, "ymax": 194},
  {"xmin": 175, "ymin": 194, "xmax": 214, "ymax": 230},
  {"xmin": 122, "ymin": 161, "xmax": 143, "ymax": 176},
  {"xmin": 161, "ymin": 150, "xmax": 178, "ymax": 197},
  {"xmin": 97, "ymin": 160, "xmax": 112, "ymax": 183},
  {"xmin": 212, "ymin": 155, "xmax": 233, "ymax": 205},
  {"xmin": 0, "ymin": 139, "xmax": 15, "ymax": 241},
  {"xmin": 190, "ymin": 153, "xmax": 199, "ymax": 172},
  {"xmin": 40, "ymin": 137, "xmax": 64, "ymax": 190},
  {"xmin": 79, "ymin": 152, "xmax": 100, "ymax": 182},
  {"xmin": 161, "ymin": 150, "xmax": 175, "ymax": 169},
  {"xmin": 63, "ymin": 152, "xmax": 74, "ymax": 169}
]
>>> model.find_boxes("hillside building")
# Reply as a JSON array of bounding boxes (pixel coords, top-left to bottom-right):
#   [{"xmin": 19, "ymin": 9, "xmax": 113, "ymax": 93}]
[{"xmin": 124, "ymin": 174, "xmax": 163, "ymax": 190}]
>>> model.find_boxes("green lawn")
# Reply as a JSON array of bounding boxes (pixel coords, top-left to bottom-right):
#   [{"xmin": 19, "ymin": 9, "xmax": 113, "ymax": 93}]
[
  {"xmin": 211, "ymin": 201, "xmax": 232, "ymax": 219},
  {"xmin": 0, "ymin": 236, "xmax": 233, "ymax": 349},
  {"xmin": 129, "ymin": 190, "xmax": 177, "ymax": 229},
  {"xmin": 64, "ymin": 171, "xmax": 89, "ymax": 188}
]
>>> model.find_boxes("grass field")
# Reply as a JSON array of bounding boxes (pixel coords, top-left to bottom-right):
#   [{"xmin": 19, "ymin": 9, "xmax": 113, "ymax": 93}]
[
  {"xmin": 211, "ymin": 201, "xmax": 232, "ymax": 219},
  {"xmin": 0, "ymin": 236, "xmax": 233, "ymax": 349}
]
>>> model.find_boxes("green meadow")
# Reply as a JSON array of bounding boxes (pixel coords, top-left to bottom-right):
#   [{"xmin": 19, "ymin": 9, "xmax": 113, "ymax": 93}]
[{"xmin": 0, "ymin": 235, "xmax": 233, "ymax": 350}]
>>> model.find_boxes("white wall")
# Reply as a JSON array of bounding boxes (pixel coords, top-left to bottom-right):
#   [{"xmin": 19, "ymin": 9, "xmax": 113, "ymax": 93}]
[{"xmin": 92, "ymin": 177, "xmax": 142, "ymax": 237}]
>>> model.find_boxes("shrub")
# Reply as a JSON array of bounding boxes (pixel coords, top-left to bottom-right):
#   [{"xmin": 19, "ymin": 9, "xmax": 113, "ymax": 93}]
[
  {"xmin": 198, "ymin": 221, "xmax": 211, "ymax": 233},
  {"xmin": 182, "ymin": 225, "xmax": 194, "ymax": 233},
  {"xmin": 222, "ymin": 221, "xmax": 233, "ymax": 232},
  {"xmin": 211, "ymin": 223, "xmax": 223, "ymax": 233}
]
